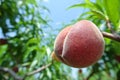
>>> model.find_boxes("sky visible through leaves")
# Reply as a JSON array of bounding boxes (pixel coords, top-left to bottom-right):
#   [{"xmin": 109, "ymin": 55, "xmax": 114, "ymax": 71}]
[
  {"xmin": 0, "ymin": 0, "xmax": 84, "ymax": 37},
  {"xmin": 0, "ymin": 0, "xmax": 85, "ymax": 79}
]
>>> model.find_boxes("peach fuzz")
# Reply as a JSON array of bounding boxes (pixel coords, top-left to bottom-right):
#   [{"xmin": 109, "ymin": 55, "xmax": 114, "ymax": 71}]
[{"xmin": 54, "ymin": 20, "xmax": 104, "ymax": 68}]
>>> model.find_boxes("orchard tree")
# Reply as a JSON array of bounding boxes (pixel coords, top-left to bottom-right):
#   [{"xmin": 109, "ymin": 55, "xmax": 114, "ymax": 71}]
[
  {"xmin": 0, "ymin": 0, "xmax": 72, "ymax": 80},
  {"xmin": 0, "ymin": 0, "xmax": 120, "ymax": 80},
  {"xmin": 67, "ymin": 0, "xmax": 120, "ymax": 80}
]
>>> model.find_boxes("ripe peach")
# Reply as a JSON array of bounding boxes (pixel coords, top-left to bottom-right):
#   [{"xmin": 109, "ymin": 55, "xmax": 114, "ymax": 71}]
[
  {"xmin": 54, "ymin": 20, "xmax": 104, "ymax": 68},
  {"xmin": 54, "ymin": 26, "xmax": 72, "ymax": 65}
]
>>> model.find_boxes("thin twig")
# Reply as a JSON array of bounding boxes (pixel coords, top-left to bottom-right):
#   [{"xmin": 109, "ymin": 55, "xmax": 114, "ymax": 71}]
[
  {"xmin": 23, "ymin": 63, "xmax": 52, "ymax": 79},
  {"xmin": 0, "ymin": 63, "xmax": 52, "ymax": 80},
  {"xmin": 106, "ymin": 20, "xmax": 115, "ymax": 33},
  {"xmin": 86, "ymin": 71, "xmax": 95, "ymax": 80},
  {"xmin": 102, "ymin": 32, "xmax": 120, "ymax": 42},
  {"xmin": 0, "ymin": 67, "xmax": 22, "ymax": 80}
]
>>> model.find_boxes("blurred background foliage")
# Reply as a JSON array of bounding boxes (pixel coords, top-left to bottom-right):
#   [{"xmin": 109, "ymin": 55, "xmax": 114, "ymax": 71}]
[{"xmin": 0, "ymin": 0, "xmax": 120, "ymax": 80}]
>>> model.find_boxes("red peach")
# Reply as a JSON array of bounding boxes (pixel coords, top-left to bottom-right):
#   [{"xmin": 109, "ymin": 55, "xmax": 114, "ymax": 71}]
[{"xmin": 54, "ymin": 20, "xmax": 104, "ymax": 68}]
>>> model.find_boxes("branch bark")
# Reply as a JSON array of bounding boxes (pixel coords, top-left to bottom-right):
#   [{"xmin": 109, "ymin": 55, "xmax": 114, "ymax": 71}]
[
  {"xmin": 23, "ymin": 63, "xmax": 52, "ymax": 79},
  {"xmin": 0, "ymin": 67, "xmax": 22, "ymax": 80},
  {"xmin": 102, "ymin": 32, "xmax": 120, "ymax": 42},
  {"xmin": 86, "ymin": 71, "xmax": 95, "ymax": 80},
  {"xmin": 106, "ymin": 20, "xmax": 115, "ymax": 33},
  {"xmin": 0, "ymin": 63, "xmax": 52, "ymax": 80},
  {"xmin": 103, "ymin": 19, "xmax": 120, "ymax": 42}
]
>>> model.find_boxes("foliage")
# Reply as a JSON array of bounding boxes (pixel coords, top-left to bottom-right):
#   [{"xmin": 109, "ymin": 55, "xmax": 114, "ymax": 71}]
[
  {"xmin": 68, "ymin": 0, "xmax": 120, "ymax": 80},
  {"xmin": 0, "ymin": 0, "xmax": 120, "ymax": 80},
  {"xmin": 0, "ymin": 0, "xmax": 72, "ymax": 80}
]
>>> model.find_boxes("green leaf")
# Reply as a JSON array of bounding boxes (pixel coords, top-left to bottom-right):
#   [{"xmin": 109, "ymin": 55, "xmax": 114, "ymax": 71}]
[
  {"xmin": 67, "ymin": 3, "xmax": 88, "ymax": 10},
  {"xmin": 67, "ymin": 2, "xmax": 100, "ymax": 11},
  {"xmin": 0, "ymin": 45, "xmax": 8, "ymax": 65},
  {"xmin": 85, "ymin": 0, "xmax": 104, "ymax": 13},
  {"xmin": 68, "ymin": 1, "xmax": 106, "ymax": 20},
  {"xmin": 0, "ymin": 45, "xmax": 8, "ymax": 58},
  {"xmin": 104, "ymin": 0, "xmax": 120, "ymax": 28},
  {"xmin": 111, "ymin": 41, "xmax": 120, "ymax": 54},
  {"xmin": 26, "ymin": 38, "xmax": 39, "ymax": 46},
  {"xmin": 91, "ymin": 10, "xmax": 106, "ymax": 20},
  {"xmin": 24, "ymin": 46, "xmax": 37, "ymax": 59},
  {"xmin": 29, "ymin": 59, "xmax": 38, "ymax": 71},
  {"xmin": 78, "ymin": 10, "xmax": 106, "ymax": 22},
  {"xmin": 23, "ymin": 0, "xmax": 36, "ymax": 5}
]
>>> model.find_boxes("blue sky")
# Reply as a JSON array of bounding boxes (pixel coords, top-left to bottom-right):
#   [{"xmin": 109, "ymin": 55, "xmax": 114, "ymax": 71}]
[
  {"xmin": 44, "ymin": 0, "xmax": 83, "ymax": 21},
  {"xmin": 43, "ymin": 0, "xmax": 84, "ymax": 29}
]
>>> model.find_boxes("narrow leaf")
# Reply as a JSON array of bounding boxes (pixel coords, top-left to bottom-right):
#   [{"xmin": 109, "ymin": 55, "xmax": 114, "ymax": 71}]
[{"xmin": 104, "ymin": 0, "xmax": 120, "ymax": 28}]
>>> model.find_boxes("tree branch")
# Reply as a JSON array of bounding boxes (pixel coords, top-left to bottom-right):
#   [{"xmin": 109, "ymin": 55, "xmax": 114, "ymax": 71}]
[
  {"xmin": 86, "ymin": 71, "xmax": 95, "ymax": 80},
  {"xmin": 0, "ymin": 63, "xmax": 52, "ymax": 80},
  {"xmin": 106, "ymin": 20, "xmax": 115, "ymax": 33},
  {"xmin": 0, "ymin": 67, "xmax": 22, "ymax": 80},
  {"xmin": 102, "ymin": 32, "xmax": 120, "ymax": 42},
  {"xmin": 23, "ymin": 63, "xmax": 52, "ymax": 79}
]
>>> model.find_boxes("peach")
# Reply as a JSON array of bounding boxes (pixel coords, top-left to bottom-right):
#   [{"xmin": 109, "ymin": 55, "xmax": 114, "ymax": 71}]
[
  {"xmin": 54, "ymin": 26, "xmax": 72, "ymax": 65},
  {"xmin": 54, "ymin": 20, "xmax": 104, "ymax": 68}
]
